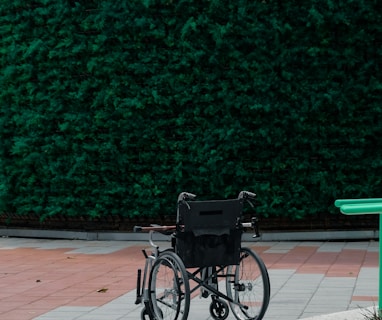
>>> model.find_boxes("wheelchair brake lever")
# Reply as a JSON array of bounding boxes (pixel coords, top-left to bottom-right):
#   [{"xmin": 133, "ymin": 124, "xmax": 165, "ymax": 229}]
[
  {"xmin": 252, "ymin": 217, "xmax": 260, "ymax": 238},
  {"xmin": 246, "ymin": 199, "xmax": 255, "ymax": 208}
]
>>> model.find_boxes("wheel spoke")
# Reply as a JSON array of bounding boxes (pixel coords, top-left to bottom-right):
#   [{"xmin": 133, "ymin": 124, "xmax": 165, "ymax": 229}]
[
  {"xmin": 149, "ymin": 251, "xmax": 190, "ymax": 320},
  {"xmin": 226, "ymin": 248, "xmax": 270, "ymax": 320}
]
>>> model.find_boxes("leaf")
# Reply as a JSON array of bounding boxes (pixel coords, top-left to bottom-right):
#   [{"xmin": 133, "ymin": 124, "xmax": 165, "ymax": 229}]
[{"xmin": 23, "ymin": 39, "xmax": 44, "ymax": 58}]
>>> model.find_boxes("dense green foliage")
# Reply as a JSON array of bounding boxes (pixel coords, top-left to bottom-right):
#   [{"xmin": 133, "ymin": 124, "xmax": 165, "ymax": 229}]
[{"xmin": 0, "ymin": 0, "xmax": 381, "ymax": 221}]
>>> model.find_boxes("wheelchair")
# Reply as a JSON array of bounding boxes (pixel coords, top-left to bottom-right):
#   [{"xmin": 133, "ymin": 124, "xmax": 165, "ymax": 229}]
[{"xmin": 134, "ymin": 191, "xmax": 270, "ymax": 320}]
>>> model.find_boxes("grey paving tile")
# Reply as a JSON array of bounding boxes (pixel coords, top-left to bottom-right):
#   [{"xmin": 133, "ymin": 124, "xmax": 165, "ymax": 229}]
[
  {"xmin": 357, "ymin": 267, "xmax": 378, "ymax": 279},
  {"xmin": 268, "ymin": 269, "xmax": 295, "ymax": 292},
  {"xmin": 265, "ymin": 313, "xmax": 302, "ymax": 320},
  {"xmin": 367, "ymin": 241, "xmax": 379, "ymax": 252},
  {"xmin": 344, "ymin": 241, "xmax": 371, "ymax": 250},
  {"xmin": 350, "ymin": 301, "xmax": 378, "ymax": 310},
  {"xmin": 317, "ymin": 242, "xmax": 345, "ymax": 252},
  {"xmin": 76, "ymin": 315, "xmax": 123, "ymax": 320},
  {"xmin": 297, "ymin": 241, "xmax": 322, "ymax": 247},
  {"xmin": 67, "ymin": 247, "xmax": 122, "ymax": 254},
  {"xmin": 318, "ymin": 277, "xmax": 356, "ymax": 288},
  {"xmin": 250, "ymin": 241, "xmax": 278, "ymax": 247},
  {"xmin": 264, "ymin": 241, "xmax": 303, "ymax": 253},
  {"xmin": 34, "ymin": 307, "xmax": 96, "ymax": 320},
  {"xmin": 288, "ymin": 273, "xmax": 325, "ymax": 284},
  {"xmin": 268, "ymin": 269, "xmax": 296, "ymax": 276}
]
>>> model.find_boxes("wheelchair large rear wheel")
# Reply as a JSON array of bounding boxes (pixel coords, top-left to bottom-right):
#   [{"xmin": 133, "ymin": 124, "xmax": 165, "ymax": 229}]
[
  {"xmin": 148, "ymin": 251, "xmax": 190, "ymax": 320},
  {"xmin": 226, "ymin": 247, "xmax": 270, "ymax": 320}
]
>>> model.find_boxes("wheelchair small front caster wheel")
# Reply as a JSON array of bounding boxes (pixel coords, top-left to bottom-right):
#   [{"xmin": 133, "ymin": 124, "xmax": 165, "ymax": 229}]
[
  {"xmin": 141, "ymin": 307, "xmax": 162, "ymax": 320},
  {"xmin": 210, "ymin": 298, "xmax": 229, "ymax": 320},
  {"xmin": 141, "ymin": 307, "xmax": 150, "ymax": 320}
]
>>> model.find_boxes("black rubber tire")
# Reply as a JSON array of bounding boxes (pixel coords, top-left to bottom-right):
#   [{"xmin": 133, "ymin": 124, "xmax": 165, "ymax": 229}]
[
  {"xmin": 140, "ymin": 307, "xmax": 149, "ymax": 320},
  {"xmin": 148, "ymin": 251, "xmax": 190, "ymax": 320},
  {"xmin": 210, "ymin": 298, "xmax": 230, "ymax": 320},
  {"xmin": 226, "ymin": 247, "xmax": 270, "ymax": 320}
]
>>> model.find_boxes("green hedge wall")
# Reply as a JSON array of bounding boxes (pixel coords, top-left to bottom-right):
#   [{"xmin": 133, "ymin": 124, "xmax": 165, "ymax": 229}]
[{"xmin": 0, "ymin": 0, "xmax": 381, "ymax": 221}]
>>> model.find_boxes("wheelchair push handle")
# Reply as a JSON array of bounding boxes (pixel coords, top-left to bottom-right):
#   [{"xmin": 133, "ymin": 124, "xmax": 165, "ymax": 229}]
[
  {"xmin": 238, "ymin": 190, "xmax": 256, "ymax": 200},
  {"xmin": 177, "ymin": 190, "xmax": 256, "ymax": 202},
  {"xmin": 177, "ymin": 192, "xmax": 197, "ymax": 202}
]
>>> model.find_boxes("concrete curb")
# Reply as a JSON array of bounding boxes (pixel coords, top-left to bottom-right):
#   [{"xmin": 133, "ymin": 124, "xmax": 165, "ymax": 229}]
[
  {"xmin": 0, "ymin": 228, "xmax": 379, "ymax": 241},
  {"xmin": 301, "ymin": 306, "xmax": 377, "ymax": 319}
]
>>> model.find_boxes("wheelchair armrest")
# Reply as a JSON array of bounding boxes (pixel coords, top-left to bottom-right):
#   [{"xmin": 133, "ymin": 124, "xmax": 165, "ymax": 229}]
[
  {"xmin": 133, "ymin": 224, "xmax": 176, "ymax": 235},
  {"xmin": 134, "ymin": 225, "xmax": 143, "ymax": 232}
]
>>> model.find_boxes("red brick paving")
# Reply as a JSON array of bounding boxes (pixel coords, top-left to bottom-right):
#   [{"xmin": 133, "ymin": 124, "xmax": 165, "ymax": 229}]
[
  {"xmin": 0, "ymin": 245, "xmax": 144, "ymax": 319},
  {"xmin": 352, "ymin": 296, "xmax": 378, "ymax": 302}
]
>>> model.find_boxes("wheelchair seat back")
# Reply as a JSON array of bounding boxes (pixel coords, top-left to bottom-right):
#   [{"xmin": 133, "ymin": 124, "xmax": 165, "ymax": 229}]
[{"xmin": 175, "ymin": 198, "xmax": 243, "ymax": 268}]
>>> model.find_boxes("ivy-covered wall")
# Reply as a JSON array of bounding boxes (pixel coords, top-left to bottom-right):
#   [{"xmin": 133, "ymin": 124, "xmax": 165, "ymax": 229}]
[{"xmin": 0, "ymin": 0, "xmax": 381, "ymax": 222}]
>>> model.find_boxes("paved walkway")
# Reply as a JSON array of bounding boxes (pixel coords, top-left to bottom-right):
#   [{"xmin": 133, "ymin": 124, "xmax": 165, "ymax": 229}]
[{"xmin": 0, "ymin": 237, "xmax": 378, "ymax": 320}]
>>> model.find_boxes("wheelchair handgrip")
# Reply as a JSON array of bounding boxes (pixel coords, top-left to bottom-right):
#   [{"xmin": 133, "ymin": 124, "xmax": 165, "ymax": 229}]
[
  {"xmin": 177, "ymin": 192, "xmax": 197, "ymax": 202},
  {"xmin": 238, "ymin": 191, "xmax": 256, "ymax": 199}
]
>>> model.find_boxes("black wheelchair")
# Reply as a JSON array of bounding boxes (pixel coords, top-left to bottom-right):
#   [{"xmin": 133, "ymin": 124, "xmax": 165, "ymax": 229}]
[{"xmin": 134, "ymin": 191, "xmax": 270, "ymax": 320}]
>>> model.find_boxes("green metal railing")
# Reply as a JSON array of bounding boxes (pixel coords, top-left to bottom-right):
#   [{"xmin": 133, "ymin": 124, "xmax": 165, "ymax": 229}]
[{"xmin": 335, "ymin": 198, "xmax": 382, "ymax": 313}]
